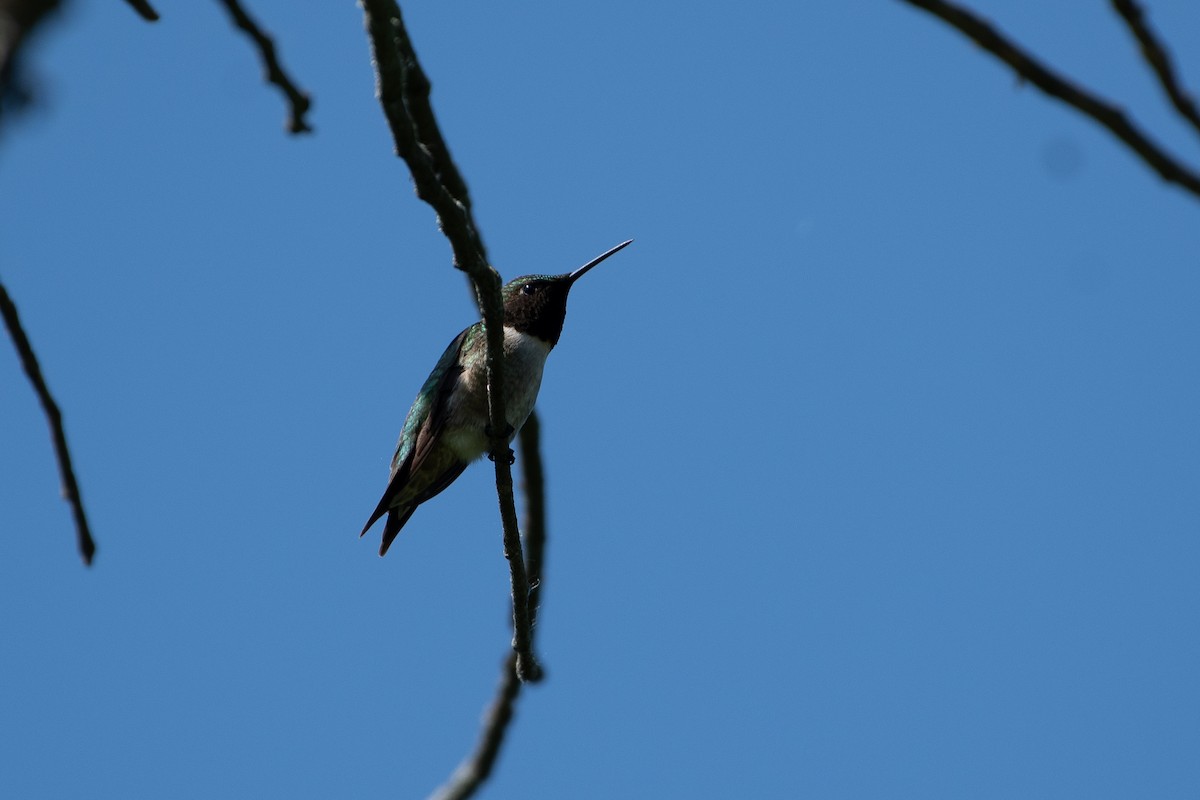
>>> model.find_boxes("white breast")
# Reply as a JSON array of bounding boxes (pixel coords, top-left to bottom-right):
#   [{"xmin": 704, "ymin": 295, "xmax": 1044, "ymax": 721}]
[
  {"xmin": 502, "ymin": 325, "xmax": 552, "ymax": 431},
  {"xmin": 443, "ymin": 326, "xmax": 552, "ymax": 462}
]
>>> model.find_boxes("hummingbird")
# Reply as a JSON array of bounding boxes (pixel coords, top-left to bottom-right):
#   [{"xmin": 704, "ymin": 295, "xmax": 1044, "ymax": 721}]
[{"xmin": 361, "ymin": 239, "xmax": 633, "ymax": 556}]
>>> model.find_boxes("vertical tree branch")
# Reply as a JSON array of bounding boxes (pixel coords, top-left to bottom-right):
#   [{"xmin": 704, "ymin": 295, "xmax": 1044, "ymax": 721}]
[
  {"xmin": 895, "ymin": 0, "xmax": 1200, "ymax": 200},
  {"xmin": 360, "ymin": 0, "xmax": 540, "ymax": 681},
  {"xmin": 428, "ymin": 412, "xmax": 548, "ymax": 800},
  {"xmin": 1, "ymin": 280, "xmax": 96, "ymax": 565},
  {"xmin": 518, "ymin": 413, "xmax": 547, "ymax": 622}
]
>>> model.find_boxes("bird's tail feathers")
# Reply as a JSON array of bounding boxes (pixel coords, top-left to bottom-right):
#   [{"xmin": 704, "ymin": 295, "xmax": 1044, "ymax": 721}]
[{"xmin": 378, "ymin": 506, "xmax": 417, "ymax": 557}]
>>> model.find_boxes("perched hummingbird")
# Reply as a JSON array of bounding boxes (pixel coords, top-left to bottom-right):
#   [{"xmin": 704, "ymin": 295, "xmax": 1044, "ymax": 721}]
[{"xmin": 361, "ymin": 239, "xmax": 633, "ymax": 556}]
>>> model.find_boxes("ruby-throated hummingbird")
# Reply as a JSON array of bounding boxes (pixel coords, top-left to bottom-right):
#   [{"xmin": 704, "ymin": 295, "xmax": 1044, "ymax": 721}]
[{"xmin": 360, "ymin": 239, "xmax": 633, "ymax": 556}]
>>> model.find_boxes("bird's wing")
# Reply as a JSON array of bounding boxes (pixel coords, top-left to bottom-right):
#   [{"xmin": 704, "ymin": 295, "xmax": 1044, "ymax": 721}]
[
  {"xmin": 360, "ymin": 326, "xmax": 473, "ymax": 537},
  {"xmin": 375, "ymin": 453, "xmax": 467, "ymax": 555},
  {"xmin": 403, "ymin": 324, "xmax": 474, "ymax": 479}
]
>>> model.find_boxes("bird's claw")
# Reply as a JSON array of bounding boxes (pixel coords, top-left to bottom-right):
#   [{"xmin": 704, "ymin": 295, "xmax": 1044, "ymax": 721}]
[
  {"xmin": 485, "ymin": 423, "xmax": 516, "ymax": 465},
  {"xmin": 488, "ymin": 446, "xmax": 516, "ymax": 466}
]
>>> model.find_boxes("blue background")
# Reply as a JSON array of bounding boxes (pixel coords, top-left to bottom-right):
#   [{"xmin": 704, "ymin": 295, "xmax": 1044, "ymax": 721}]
[{"xmin": 3, "ymin": 1, "xmax": 1198, "ymax": 797}]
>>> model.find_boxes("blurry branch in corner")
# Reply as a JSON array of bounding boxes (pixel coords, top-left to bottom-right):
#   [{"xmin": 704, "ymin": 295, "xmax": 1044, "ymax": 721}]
[
  {"xmin": 896, "ymin": 0, "xmax": 1200, "ymax": 201},
  {"xmin": 0, "ymin": 283, "xmax": 96, "ymax": 565},
  {"xmin": 1, "ymin": 1, "xmax": 96, "ymax": 563},
  {"xmin": 0, "ymin": 0, "xmax": 60, "ymax": 125},
  {"xmin": 360, "ymin": 0, "xmax": 543, "ymax": 683},
  {"xmin": 429, "ymin": 412, "xmax": 549, "ymax": 800},
  {"xmin": 0, "ymin": 0, "xmax": 312, "ymax": 566}
]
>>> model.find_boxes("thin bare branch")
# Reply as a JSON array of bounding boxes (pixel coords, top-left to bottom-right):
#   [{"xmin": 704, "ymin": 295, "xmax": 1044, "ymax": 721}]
[
  {"xmin": 896, "ymin": 0, "xmax": 1200, "ymax": 200},
  {"xmin": 216, "ymin": 0, "xmax": 312, "ymax": 134},
  {"xmin": 359, "ymin": 0, "xmax": 489, "ymax": 282},
  {"xmin": 428, "ymin": 412, "xmax": 548, "ymax": 800},
  {"xmin": 366, "ymin": 1, "xmax": 472, "ymax": 209},
  {"xmin": 1, "ymin": 280, "xmax": 96, "ymax": 565},
  {"xmin": 360, "ymin": 0, "xmax": 541, "ymax": 681},
  {"xmin": 429, "ymin": 653, "xmax": 521, "ymax": 800},
  {"xmin": 517, "ymin": 412, "xmax": 547, "ymax": 623},
  {"xmin": 1111, "ymin": 0, "xmax": 1200, "ymax": 141},
  {"xmin": 121, "ymin": 0, "xmax": 159, "ymax": 22}
]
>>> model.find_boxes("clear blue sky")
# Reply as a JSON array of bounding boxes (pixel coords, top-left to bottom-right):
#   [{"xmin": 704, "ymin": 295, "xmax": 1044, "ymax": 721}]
[{"xmin": 3, "ymin": 1, "xmax": 1199, "ymax": 797}]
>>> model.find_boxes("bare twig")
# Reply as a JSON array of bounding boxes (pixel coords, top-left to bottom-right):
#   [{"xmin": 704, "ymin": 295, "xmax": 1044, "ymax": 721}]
[
  {"xmin": 367, "ymin": 2, "xmax": 472, "ymax": 209},
  {"xmin": 1111, "ymin": 0, "xmax": 1200, "ymax": 140},
  {"xmin": 429, "ymin": 653, "xmax": 522, "ymax": 800},
  {"xmin": 360, "ymin": 0, "xmax": 541, "ymax": 681},
  {"xmin": 896, "ymin": 0, "xmax": 1200, "ymax": 200},
  {"xmin": 121, "ymin": 0, "xmax": 159, "ymax": 22},
  {"xmin": 216, "ymin": 0, "xmax": 311, "ymax": 134},
  {"xmin": 1, "ymin": 280, "xmax": 96, "ymax": 565},
  {"xmin": 429, "ymin": 412, "xmax": 548, "ymax": 800},
  {"xmin": 124, "ymin": 0, "xmax": 309, "ymax": 131},
  {"xmin": 518, "ymin": 412, "xmax": 547, "ymax": 622}
]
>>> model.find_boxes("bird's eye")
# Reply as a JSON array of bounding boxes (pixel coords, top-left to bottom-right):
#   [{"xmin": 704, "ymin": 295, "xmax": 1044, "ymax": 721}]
[{"xmin": 521, "ymin": 283, "xmax": 537, "ymax": 295}]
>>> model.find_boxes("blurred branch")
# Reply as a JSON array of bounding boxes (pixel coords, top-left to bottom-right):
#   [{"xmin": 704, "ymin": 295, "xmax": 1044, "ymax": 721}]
[
  {"xmin": 121, "ymin": 0, "xmax": 159, "ymax": 22},
  {"xmin": 429, "ymin": 412, "xmax": 548, "ymax": 800},
  {"xmin": 215, "ymin": 0, "xmax": 312, "ymax": 134},
  {"xmin": 896, "ymin": 0, "xmax": 1200, "ymax": 200},
  {"xmin": 0, "ymin": 0, "xmax": 60, "ymax": 125},
  {"xmin": 360, "ymin": 0, "xmax": 541, "ymax": 681},
  {"xmin": 1, "ymin": 280, "xmax": 96, "ymax": 565},
  {"xmin": 1111, "ymin": 0, "xmax": 1200, "ymax": 140}
]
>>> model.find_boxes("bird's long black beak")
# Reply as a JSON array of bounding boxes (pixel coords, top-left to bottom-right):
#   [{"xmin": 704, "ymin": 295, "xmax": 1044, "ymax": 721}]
[{"xmin": 567, "ymin": 239, "xmax": 633, "ymax": 284}]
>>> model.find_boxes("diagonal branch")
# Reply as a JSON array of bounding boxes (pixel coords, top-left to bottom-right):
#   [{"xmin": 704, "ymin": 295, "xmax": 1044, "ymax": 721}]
[
  {"xmin": 127, "ymin": 0, "xmax": 310, "ymax": 132},
  {"xmin": 896, "ymin": 0, "xmax": 1200, "ymax": 200},
  {"xmin": 368, "ymin": 3, "xmax": 472, "ymax": 210},
  {"xmin": 430, "ymin": 653, "xmax": 522, "ymax": 800},
  {"xmin": 216, "ymin": 0, "xmax": 312, "ymax": 134},
  {"xmin": 428, "ymin": 412, "xmax": 548, "ymax": 800},
  {"xmin": 1, "ymin": 280, "xmax": 96, "ymax": 565},
  {"xmin": 360, "ymin": 0, "xmax": 541, "ymax": 682},
  {"xmin": 120, "ymin": 0, "xmax": 159, "ymax": 22},
  {"xmin": 1111, "ymin": 0, "xmax": 1200, "ymax": 141}
]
